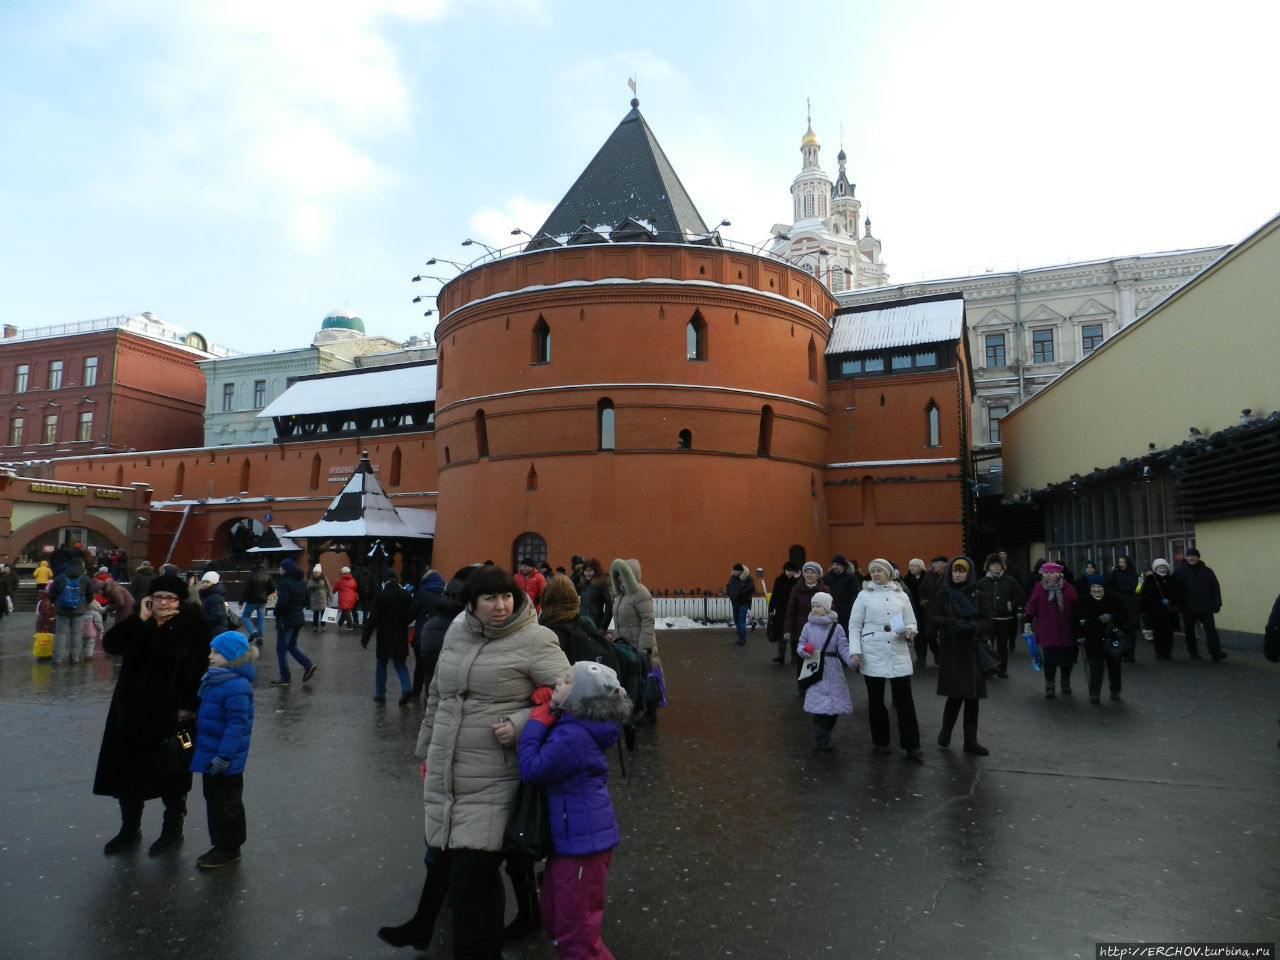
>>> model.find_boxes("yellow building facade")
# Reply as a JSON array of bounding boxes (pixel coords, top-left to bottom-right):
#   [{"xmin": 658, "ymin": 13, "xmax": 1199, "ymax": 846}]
[{"xmin": 1001, "ymin": 212, "xmax": 1280, "ymax": 637}]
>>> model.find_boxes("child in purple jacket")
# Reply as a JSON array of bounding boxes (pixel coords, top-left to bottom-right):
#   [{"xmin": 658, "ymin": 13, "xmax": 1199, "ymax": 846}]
[{"xmin": 518, "ymin": 661, "xmax": 633, "ymax": 960}]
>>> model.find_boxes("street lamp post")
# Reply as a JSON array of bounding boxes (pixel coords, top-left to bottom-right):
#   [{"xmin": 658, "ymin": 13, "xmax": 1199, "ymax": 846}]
[{"xmin": 461, "ymin": 238, "xmax": 498, "ymax": 257}]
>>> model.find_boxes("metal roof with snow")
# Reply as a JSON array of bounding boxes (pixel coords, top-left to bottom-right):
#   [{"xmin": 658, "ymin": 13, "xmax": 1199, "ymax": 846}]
[
  {"xmin": 826, "ymin": 295, "xmax": 966, "ymax": 355},
  {"xmin": 258, "ymin": 363, "xmax": 435, "ymax": 419},
  {"xmin": 287, "ymin": 453, "xmax": 433, "ymax": 541}
]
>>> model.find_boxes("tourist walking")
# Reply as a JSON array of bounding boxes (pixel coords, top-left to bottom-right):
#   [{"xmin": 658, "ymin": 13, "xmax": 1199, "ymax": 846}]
[
  {"xmin": 797, "ymin": 591, "xmax": 857, "ymax": 751},
  {"xmin": 1173, "ymin": 548, "xmax": 1226, "ymax": 661},
  {"xmin": 362, "ymin": 570, "xmax": 415, "ymax": 704},
  {"xmin": 929, "ymin": 557, "xmax": 992, "ymax": 755},
  {"xmin": 768, "ymin": 561, "xmax": 801, "ymax": 664},
  {"xmin": 978, "ymin": 553, "xmax": 1025, "ymax": 677},
  {"xmin": 1024, "ymin": 561, "xmax": 1079, "ymax": 698},
  {"xmin": 1076, "ymin": 576, "xmax": 1127, "ymax": 703},
  {"xmin": 271, "ymin": 558, "xmax": 316, "ymax": 687},
  {"xmin": 1141, "ymin": 559, "xmax": 1182, "ymax": 660},
  {"xmin": 849, "ymin": 558, "xmax": 921, "ymax": 760},
  {"xmin": 725, "ymin": 562, "xmax": 755, "ymax": 645},
  {"xmin": 306, "ymin": 564, "xmax": 332, "ymax": 632}
]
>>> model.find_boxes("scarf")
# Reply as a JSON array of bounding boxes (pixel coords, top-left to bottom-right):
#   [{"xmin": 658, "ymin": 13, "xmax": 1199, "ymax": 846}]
[
  {"xmin": 1042, "ymin": 574, "xmax": 1065, "ymax": 612},
  {"xmin": 945, "ymin": 557, "xmax": 978, "ymax": 618}
]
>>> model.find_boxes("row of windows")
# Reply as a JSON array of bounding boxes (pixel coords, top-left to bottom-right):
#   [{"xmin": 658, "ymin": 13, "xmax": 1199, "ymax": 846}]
[
  {"xmin": 522, "ymin": 313, "xmax": 819, "ymax": 381},
  {"xmin": 10, "ymin": 357, "xmax": 98, "ymax": 393},
  {"xmin": 455, "ymin": 398, "xmax": 947, "ymax": 460},
  {"xmin": 7, "ymin": 412, "xmax": 94, "ymax": 446},
  {"xmin": 983, "ymin": 324, "xmax": 1105, "ymax": 367},
  {"xmin": 221, "ymin": 380, "xmax": 268, "ymax": 412},
  {"xmin": 829, "ymin": 347, "xmax": 941, "ymax": 379}
]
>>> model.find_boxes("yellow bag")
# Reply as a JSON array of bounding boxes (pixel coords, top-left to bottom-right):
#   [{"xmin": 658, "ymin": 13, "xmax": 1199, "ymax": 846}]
[{"xmin": 33, "ymin": 632, "xmax": 54, "ymax": 658}]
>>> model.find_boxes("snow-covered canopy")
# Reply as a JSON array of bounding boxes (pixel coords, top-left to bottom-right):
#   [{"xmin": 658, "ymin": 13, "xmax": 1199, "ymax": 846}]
[
  {"xmin": 258, "ymin": 364, "xmax": 435, "ymax": 419},
  {"xmin": 827, "ymin": 295, "xmax": 965, "ymax": 354}
]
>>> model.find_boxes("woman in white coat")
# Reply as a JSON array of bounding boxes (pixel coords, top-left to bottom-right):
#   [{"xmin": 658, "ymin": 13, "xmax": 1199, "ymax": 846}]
[{"xmin": 849, "ymin": 558, "xmax": 923, "ymax": 761}]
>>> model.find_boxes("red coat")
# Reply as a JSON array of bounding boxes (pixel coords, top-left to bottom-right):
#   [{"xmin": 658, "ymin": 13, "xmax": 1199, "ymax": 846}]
[
  {"xmin": 334, "ymin": 573, "xmax": 359, "ymax": 611},
  {"xmin": 515, "ymin": 570, "xmax": 546, "ymax": 609}
]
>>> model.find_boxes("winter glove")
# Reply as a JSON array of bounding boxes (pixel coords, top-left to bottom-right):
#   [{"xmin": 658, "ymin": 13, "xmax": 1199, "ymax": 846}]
[
  {"xmin": 207, "ymin": 756, "xmax": 230, "ymax": 775},
  {"xmin": 1099, "ymin": 613, "xmax": 1112, "ymax": 623},
  {"xmin": 802, "ymin": 642, "xmax": 815, "ymax": 655},
  {"xmin": 783, "ymin": 632, "xmax": 792, "ymax": 643},
  {"xmin": 529, "ymin": 685, "xmax": 556, "ymax": 726}
]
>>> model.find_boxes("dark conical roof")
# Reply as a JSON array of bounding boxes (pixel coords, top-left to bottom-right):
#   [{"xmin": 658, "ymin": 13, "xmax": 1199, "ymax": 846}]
[{"xmin": 530, "ymin": 101, "xmax": 709, "ymax": 244}]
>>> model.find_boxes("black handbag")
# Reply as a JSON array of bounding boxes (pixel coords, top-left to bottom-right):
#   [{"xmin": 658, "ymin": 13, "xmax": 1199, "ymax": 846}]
[
  {"xmin": 503, "ymin": 781, "xmax": 551, "ymax": 860},
  {"xmin": 156, "ymin": 724, "xmax": 194, "ymax": 771},
  {"xmin": 1101, "ymin": 627, "xmax": 1130, "ymax": 660},
  {"xmin": 975, "ymin": 640, "xmax": 1001, "ymax": 677}
]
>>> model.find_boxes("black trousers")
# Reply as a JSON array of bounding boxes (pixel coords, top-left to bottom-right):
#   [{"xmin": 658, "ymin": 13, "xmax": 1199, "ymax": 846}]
[
  {"xmin": 1085, "ymin": 656, "xmax": 1121, "ymax": 696},
  {"xmin": 120, "ymin": 790, "xmax": 187, "ymax": 831},
  {"xmin": 429, "ymin": 847, "xmax": 506, "ymax": 960},
  {"xmin": 1183, "ymin": 612, "xmax": 1223, "ymax": 657},
  {"xmin": 202, "ymin": 773, "xmax": 246, "ymax": 851},
  {"xmin": 992, "ymin": 618, "xmax": 1018, "ymax": 672},
  {"xmin": 863, "ymin": 675, "xmax": 920, "ymax": 749},
  {"xmin": 811, "ymin": 714, "xmax": 837, "ymax": 746}
]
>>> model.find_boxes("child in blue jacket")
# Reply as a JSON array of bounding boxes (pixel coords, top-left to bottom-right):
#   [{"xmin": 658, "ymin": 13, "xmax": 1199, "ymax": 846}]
[
  {"xmin": 190, "ymin": 630, "xmax": 257, "ymax": 869},
  {"xmin": 518, "ymin": 660, "xmax": 632, "ymax": 960}
]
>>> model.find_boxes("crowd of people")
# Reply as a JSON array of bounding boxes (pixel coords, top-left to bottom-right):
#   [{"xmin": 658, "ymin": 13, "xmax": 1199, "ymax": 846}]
[
  {"xmin": 7, "ymin": 536, "xmax": 1251, "ymax": 959},
  {"xmin": 758, "ymin": 548, "xmax": 1236, "ymax": 756}
]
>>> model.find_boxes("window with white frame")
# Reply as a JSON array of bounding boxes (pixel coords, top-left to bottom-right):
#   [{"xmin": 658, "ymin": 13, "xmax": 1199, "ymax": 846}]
[
  {"xmin": 78, "ymin": 411, "xmax": 93, "ymax": 441},
  {"xmin": 83, "ymin": 356, "xmax": 98, "ymax": 386},
  {"xmin": 1032, "ymin": 329, "xmax": 1054, "ymax": 364},
  {"xmin": 222, "ymin": 382, "xmax": 234, "ymax": 412},
  {"xmin": 49, "ymin": 360, "xmax": 63, "ymax": 389},
  {"xmin": 253, "ymin": 380, "xmax": 266, "ymax": 408},
  {"xmin": 988, "ymin": 404, "xmax": 1009, "ymax": 444},
  {"xmin": 43, "ymin": 414, "xmax": 57, "ymax": 443},
  {"xmin": 9, "ymin": 417, "xmax": 22, "ymax": 445},
  {"xmin": 984, "ymin": 333, "xmax": 1006, "ymax": 367},
  {"xmin": 15, "ymin": 364, "xmax": 29, "ymax": 392},
  {"xmin": 1081, "ymin": 323, "xmax": 1104, "ymax": 356}
]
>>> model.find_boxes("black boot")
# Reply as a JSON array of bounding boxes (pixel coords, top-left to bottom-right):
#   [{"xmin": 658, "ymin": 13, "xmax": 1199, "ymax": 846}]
[
  {"xmin": 938, "ymin": 699, "xmax": 960, "ymax": 748},
  {"xmin": 103, "ymin": 825, "xmax": 142, "ymax": 854},
  {"xmin": 503, "ymin": 855, "xmax": 542, "ymax": 942},
  {"xmin": 149, "ymin": 808, "xmax": 184, "ymax": 856},
  {"xmin": 378, "ymin": 868, "xmax": 448, "ymax": 950},
  {"xmin": 962, "ymin": 720, "xmax": 989, "ymax": 756},
  {"xmin": 105, "ymin": 800, "xmax": 143, "ymax": 855}
]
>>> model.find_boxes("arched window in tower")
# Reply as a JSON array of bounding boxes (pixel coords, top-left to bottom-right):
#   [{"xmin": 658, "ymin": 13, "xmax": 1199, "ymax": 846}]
[
  {"xmin": 526, "ymin": 463, "xmax": 538, "ymax": 490},
  {"xmin": 597, "ymin": 398, "xmax": 615, "ymax": 451},
  {"xmin": 925, "ymin": 400, "xmax": 941, "ymax": 448},
  {"xmin": 758, "ymin": 405, "xmax": 774, "ymax": 457},
  {"xmin": 807, "ymin": 337, "xmax": 818, "ymax": 381},
  {"xmin": 475, "ymin": 409, "xmax": 489, "ymax": 457},
  {"xmin": 239, "ymin": 458, "xmax": 250, "ymax": 493},
  {"xmin": 677, "ymin": 429, "xmax": 692, "ymax": 450},
  {"xmin": 531, "ymin": 317, "xmax": 550, "ymax": 364},
  {"xmin": 804, "ymin": 193, "xmax": 814, "ymax": 217},
  {"xmin": 309, "ymin": 453, "xmax": 321, "ymax": 489},
  {"xmin": 174, "ymin": 462, "xmax": 185, "ymax": 498},
  {"xmin": 389, "ymin": 446, "xmax": 402, "ymax": 487},
  {"xmin": 686, "ymin": 311, "xmax": 707, "ymax": 361},
  {"xmin": 818, "ymin": 194, "xmax": 827, "ymax": 217}
]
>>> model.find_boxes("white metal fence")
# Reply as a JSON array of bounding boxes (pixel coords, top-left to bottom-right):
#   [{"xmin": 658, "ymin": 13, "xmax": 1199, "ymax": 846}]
[{"xmin": 652, "ymin": 596, "xmax": 770, "ymax": 623}]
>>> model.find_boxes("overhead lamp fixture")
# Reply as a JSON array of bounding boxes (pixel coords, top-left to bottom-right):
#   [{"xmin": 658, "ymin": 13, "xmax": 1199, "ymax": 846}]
[
  {"xmin": 461, "ymin": 238, "xmax": 498, "ymax": 256},
  {"xmin": 427, "ymin": 257, "xmax": 466, "ymax": 270}
]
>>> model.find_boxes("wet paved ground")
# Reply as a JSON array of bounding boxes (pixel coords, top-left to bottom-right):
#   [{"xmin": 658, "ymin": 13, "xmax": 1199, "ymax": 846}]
[{"xmin": 1, "ymin": 613, "xmax": 1277, "ymax": 960}]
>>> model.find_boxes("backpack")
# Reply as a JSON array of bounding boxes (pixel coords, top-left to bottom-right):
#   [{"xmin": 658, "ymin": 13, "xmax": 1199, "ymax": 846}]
[
  {"xmin": 56, "ymin": 577, "xmax": 85, "ymax": 612},
  {"xmin": 562, "ymin": 619, "xmax": 620, "ymax": 672},
  {"xmin": 610, "ymin": 639, "xmax": 648, "ymax": 753}
]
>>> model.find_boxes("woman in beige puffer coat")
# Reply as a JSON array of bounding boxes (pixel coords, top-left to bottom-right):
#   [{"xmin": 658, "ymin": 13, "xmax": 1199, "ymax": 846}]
[{"xmin": 410, "ymin": 566, "xmax": 570, "ymax": 957}]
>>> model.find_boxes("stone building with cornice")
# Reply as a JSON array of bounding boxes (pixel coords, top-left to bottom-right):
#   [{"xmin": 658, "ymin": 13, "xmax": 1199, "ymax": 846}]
[{"xmin": 835, "ymin": 245, "xmax": 1229, "ymax": 500}]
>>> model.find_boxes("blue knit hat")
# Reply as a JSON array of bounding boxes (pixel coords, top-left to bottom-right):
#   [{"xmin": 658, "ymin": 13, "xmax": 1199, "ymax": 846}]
[{"xmin": 211, "ymin": 630, "xmax": 249, "ymax": 662}]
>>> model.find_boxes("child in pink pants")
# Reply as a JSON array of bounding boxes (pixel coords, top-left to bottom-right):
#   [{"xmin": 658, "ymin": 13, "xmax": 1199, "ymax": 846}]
[{"xmin": 518, "ymin": 661, "xmax": 632, "ymax": 960}]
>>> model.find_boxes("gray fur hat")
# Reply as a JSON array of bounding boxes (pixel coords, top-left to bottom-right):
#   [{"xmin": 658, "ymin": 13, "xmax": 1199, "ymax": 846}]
[{"xmin": 560, "ymin": 661, "xmax": 633, "ymax": 722}]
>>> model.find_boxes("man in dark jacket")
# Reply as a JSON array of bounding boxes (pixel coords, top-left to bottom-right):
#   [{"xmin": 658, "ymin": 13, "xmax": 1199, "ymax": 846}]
[
  {"xmin": 979, "ymin": 553, "xmax": 1026, "ymax": 677},
  {"xmin": 362, "ymin": 570, "xmax": 415, "ymax": 704},
  {"xmin": 50, "ymin": 558, "xmax": 93, "ymax": 664},
  {"xmin": 576, "ymin": 558, "xmax": 612, "ymax": 632},
  {"xmin": 241, "ymin": 560, "xmax": 275, "ymax": 641},
  {"xmin": 272, "ymin": 558, "xmax": 316, "ymax": 686},
  {"xmin": 352, "ymin": 563, "xmax": 376, "ymax": 627},
  {"xmin": 725, "ymin": 563, "xmax": 755, "ymax": 644},
  {"xmin": 767, "ymin": 561, "xmax": 800, "ymax": 664},
  {"xmin": 406, "ymin": 568, "xmax": 446, "ymax": 703},
  {"xmin": 198, "ymin": 571, "xmax": 229, "ymax": 636},
  {"xmin": 1173, "ymin": 548, "xmax": 1225, "ymax": 661},
  {"xmin": 825, "ymin": 555, "xmax": 859, "ymax": 633},
  {"xmin": 917, "ymin": 555, "xmax": 949, "ymax": 666}
]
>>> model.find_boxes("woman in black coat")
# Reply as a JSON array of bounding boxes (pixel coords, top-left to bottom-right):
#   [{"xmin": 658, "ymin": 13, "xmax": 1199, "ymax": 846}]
[
  {"xmin": 1076, "ymin": 576, "xmax": 1127, "ymax": 703},
  {"xmin": 361, "ymin": 570, "xmax": 414, "ymax": 705},
  {"xmin": 1140, "ymin": 559, "xmax": 1182, "ymax": 660},
  {"xmin": 1105, "ymin": 556, "xmax": 1141, "ymax": 663},
  {"xmin": 93, "ymin": 574, "xmax": 209, "ymax": 855},
  {"xmin": 929, "ymin": 557, "xmax": 993, "ymax": 756}
]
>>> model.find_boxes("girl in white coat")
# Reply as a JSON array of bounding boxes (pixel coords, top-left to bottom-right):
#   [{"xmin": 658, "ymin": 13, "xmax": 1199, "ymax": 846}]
[{"xmin": 849, "ymin": 558, "xmax": 923, "ymax": 761}]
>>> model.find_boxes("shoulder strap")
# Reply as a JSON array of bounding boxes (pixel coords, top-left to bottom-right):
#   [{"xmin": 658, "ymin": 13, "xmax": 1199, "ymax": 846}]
[{"xmin": 821, "ymin": 623, "xmax": 838, "ymax": 653}]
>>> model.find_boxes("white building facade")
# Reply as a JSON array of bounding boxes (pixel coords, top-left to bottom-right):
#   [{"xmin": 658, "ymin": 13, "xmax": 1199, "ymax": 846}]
[
  {"xmin": 768, "ymin": 116, "xmax": 889, "ymax": 292},
  {"xmin": 835, "ymin": 246, "xmax": 1229, "ymax": 491},
  {"xmin": 198, "ymin": 310, "xmax": 407, "ymax": 446}
]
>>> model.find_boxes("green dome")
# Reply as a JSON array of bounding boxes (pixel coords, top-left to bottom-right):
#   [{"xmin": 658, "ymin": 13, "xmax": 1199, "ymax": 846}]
[{"xmin": 321, "ymin": 308, "xmax": 365, "ymax": 334}]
